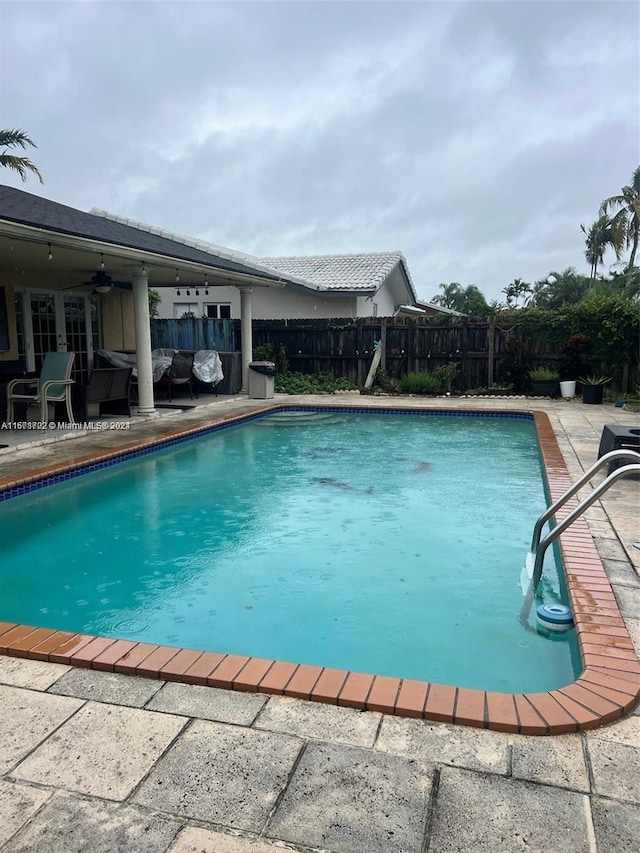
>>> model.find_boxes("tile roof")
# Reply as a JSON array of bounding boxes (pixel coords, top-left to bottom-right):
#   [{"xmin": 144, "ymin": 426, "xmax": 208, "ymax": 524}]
[{"xmin": 258, "ymin": 252, "xmax": 416, "ymax": 298}]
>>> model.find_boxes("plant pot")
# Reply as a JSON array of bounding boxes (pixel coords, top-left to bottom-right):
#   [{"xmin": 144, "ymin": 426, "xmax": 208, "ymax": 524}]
[
  {"xmin": 559, "ymin": 380, "xmax": 576, "ymax": 398},
  {"xmin": 582, "ymin": 385, "xmax": 604, "ymax": 405},
  {"xmin": 531, "ymin": 379, "xmax": 558, "ymax": 397}
]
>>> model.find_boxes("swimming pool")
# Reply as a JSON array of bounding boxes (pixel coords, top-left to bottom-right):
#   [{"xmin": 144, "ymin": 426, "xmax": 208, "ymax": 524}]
[{"xmin": 0, "ymin": 408, "xmax": 579, "ymax": 694}]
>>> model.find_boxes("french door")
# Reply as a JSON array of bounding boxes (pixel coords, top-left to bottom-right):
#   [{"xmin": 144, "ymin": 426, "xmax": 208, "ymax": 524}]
[{"xmin": 16, "ymin": 290, "xmax": 96, "ymax": 382}]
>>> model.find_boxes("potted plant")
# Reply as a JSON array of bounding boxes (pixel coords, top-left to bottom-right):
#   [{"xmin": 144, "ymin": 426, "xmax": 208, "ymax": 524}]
[
  {"xmin": 580, "ymin": 375, "xmax": 611, "ymax": 405},
  {"xmin": 559, "ymin": 334, "xmax": 592, "ymax": 398},
  {"xmin": 529, "ymin": 367, "xmax": 559, "ymax": 397}
]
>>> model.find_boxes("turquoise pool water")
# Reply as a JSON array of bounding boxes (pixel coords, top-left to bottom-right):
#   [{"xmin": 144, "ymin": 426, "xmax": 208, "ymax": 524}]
[{"xmin": 0, "ymin": 411, "xmax": 579, "ymax": 692}]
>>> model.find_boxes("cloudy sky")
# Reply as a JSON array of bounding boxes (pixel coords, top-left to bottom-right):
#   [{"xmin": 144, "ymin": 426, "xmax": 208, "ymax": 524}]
[{"xmin": 1, "ymin": 0, "xmax": 638, "ymax": 302}]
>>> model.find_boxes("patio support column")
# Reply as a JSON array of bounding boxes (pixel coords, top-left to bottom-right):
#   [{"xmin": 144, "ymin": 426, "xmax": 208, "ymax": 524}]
[
  {"xmin": 132, "ymin": 270, "xmax": 156, "ymax": 416},
  {"xmin": 238, "ymin": 285, "xmax": 253, "ymax": 392}
]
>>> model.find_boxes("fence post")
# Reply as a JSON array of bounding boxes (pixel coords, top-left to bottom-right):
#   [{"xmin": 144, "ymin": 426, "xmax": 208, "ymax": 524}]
[
  {"xmin": 487, "ymin": 315, "xmax": 495, "ymax": 388},
  {"xmin": 357, "ymin": 320, "xmax": 364, "ymax": 386},
  {"xmin": 380, "ymin": 318, "xmax": 387, "ymax": 372}
]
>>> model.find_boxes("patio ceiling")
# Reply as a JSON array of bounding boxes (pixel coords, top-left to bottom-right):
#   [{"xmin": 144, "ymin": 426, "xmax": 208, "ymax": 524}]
[{"xmin": 0, "ymin": 226, "xmax": 285, "ymax": 294}]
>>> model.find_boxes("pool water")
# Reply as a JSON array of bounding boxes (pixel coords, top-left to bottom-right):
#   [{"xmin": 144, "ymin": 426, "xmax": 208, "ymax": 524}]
[{"xmin": 0, "ymin": 411, "xmax": 580, "ymax": 693}]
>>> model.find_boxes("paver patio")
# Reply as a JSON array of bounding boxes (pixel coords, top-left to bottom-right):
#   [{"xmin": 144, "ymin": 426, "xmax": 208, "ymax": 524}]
[{"xmin": 0, "ymin": 394, "xmax": 638, "ymax": 851}]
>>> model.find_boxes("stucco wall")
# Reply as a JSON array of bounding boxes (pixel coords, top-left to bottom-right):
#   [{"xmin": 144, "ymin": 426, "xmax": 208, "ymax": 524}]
[{"xmin": 156, "ymin": 284, "xmax": 359, "ymax": 320}]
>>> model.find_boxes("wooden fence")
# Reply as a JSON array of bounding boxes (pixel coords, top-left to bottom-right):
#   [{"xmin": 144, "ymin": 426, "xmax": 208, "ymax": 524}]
[
  {"xmin": 252, "ymin": 316, "xmax": 637, "ymax": 392},
  {"xmin": 151, "ymin": 318, "xmax": 235, "ymax": 352},
  {"xmin": 151, "ymin": 316, "xmax": 638, "ymax": 392}
]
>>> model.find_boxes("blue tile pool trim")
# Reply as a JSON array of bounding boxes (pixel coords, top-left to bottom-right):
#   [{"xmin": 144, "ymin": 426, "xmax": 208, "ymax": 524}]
[{"xmin": 0, "ymin": 406, "xmax": 534, "ymax": 503}]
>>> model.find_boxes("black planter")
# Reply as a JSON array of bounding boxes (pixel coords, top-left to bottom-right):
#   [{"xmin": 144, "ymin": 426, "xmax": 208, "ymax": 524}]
[
  {"xmin": 531, "ymin": 379, "xmax": 558, "ymax": 397},
  {"xmin": 582, "ymin": 384, "xmax": 604, "ymax": 404}
]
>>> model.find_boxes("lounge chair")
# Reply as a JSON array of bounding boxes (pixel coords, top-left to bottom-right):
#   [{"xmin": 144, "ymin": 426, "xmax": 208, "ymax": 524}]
[{"xmin": 6, "ymin": 351, "xmax": 75, "ymax": 425}]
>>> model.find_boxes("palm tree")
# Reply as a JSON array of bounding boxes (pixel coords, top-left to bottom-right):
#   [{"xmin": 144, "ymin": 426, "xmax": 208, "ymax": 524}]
[
  {"xmin": 431, "ymin": 282, "xmax": 463, "ymax": 309},
  {"xmin": 580, "ymin": 216, "xmax": 625, "ymax": 280},
  {"xmin": 600, "ymin": 166, "xmax": 640, "ymax": 270},
  {"xmin": 0, "ymin": 128, "xmax": 44, "ymax": 183},
  {"xmin": 502, "ymin": 278, "xmax": 532, "ymax": 308}
]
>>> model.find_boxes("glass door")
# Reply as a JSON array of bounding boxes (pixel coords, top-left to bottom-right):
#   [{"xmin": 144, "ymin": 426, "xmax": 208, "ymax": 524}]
[{"xmin": 20, "ymin": 290, "xmax": 94, "ymax": 383}]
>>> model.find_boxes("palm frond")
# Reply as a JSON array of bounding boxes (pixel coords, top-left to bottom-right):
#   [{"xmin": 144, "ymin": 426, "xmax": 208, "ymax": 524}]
[
  {"xmin": 0, "ymin": 154, "xmax": 44, "ymax": 183},
  {"xmin": 0, "ymin": 128, "xmax": 38, "ymax": 151}
]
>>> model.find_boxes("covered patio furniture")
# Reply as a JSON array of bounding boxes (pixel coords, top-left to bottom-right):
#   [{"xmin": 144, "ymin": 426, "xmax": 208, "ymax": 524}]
[
  {"xmin": 6, "ymin": 351, "xmax": 75, "ymax": 425},
  {"xmin": 154, "ymin": 351, "xmax": 196, "ymax": 402}
]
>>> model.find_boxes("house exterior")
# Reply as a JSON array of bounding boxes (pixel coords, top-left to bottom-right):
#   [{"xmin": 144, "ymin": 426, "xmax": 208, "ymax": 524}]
[{"xmin": 0, "ymin": 186, "xmax": 312, "ymax": 409}]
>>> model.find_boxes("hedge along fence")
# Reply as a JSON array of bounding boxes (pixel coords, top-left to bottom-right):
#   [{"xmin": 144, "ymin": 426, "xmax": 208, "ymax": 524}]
[{"xmin": 251, "ymin": 304, "xmax": 639, "ymax": 393}]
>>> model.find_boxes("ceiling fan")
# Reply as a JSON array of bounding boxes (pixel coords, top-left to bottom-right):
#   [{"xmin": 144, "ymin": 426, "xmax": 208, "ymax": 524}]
[{"xmin": 64, "ymin": 270, "xmax": 130, "ymax": 294}]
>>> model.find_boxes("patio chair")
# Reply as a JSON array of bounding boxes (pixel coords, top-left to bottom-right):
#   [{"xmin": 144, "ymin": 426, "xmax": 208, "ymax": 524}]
[
  {"xmin": 154, "ymin": 351, "xmax": 195, "ymax": 402},
  {"xmin": 6, "ymin": 351, "xmax": 76, "ymax": 425}
]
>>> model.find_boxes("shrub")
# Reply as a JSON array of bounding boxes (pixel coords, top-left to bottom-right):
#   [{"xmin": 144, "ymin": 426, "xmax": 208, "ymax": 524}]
[
  {"xmin": 275, "ymin": 371, "xmax": 358, "ymax": 395},
  {"xmin": 529, "ymin": 367, "xmax": 559, "ymax": 381},
  {"xmin": 252, "ymin": 343, "xmax": 273, "ymax": 361},
  {"xmin": 433, "ymin": 362, "xmax": 459, "ymax": 392},
  {"xmin": 398, "ymin": 371, "xmax": 441, "ymax": 395}
]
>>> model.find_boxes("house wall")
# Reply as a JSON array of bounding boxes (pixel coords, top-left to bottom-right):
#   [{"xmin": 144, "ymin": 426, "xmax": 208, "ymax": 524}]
[
  {"xmin": 250, "ymin": 287, "xmax": 358, "ymax": 319},
  {"xmin": 156, "ymin": 284, "xmax": 359, "ymax": 320}
]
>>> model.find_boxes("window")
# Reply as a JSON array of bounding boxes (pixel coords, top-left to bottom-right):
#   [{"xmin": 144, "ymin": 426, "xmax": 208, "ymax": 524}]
[
  {"xmin": 204, "ymin": 303, "xmax": 231, "ymax": 319},
  {"xmin": 174, "ymin": 303, "xmax": 198, "ymax": 319}
]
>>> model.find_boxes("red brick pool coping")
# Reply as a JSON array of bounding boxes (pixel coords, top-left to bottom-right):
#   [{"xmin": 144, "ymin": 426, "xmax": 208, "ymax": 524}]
[{"xmin": 1, "ymin": 404, "xmax": 638, "ymax": 734}]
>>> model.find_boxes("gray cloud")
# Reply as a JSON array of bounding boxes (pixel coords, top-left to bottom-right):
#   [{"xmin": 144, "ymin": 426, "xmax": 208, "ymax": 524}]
[{"xmin": 1, "ymin": 0, "xmax": 637, "ymax": 303}]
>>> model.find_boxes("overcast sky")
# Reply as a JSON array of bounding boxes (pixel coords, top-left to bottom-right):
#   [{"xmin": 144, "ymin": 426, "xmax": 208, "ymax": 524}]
[{"xmin": 1, "ymin": 0, "xmax": 638, "ymax": 302}]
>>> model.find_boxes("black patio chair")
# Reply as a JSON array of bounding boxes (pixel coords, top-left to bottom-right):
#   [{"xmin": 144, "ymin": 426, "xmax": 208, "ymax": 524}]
[{"xmin": 154, "ymin": 351, "xmax": 195, "ymax": 402}]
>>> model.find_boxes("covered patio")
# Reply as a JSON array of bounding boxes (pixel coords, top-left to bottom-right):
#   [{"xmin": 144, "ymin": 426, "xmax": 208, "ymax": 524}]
[{"xmin": 0, "ymin": 185, "xmax": 305, "ymax": 420}]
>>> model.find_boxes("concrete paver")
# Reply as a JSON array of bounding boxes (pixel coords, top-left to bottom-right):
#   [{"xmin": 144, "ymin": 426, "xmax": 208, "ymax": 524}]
[
  {"xmin": 0, "ymin": 657, "xmax": 70, "ymax": 691},
  {"xmin": 428, "ymin": 766, "xmax": 591, "ymax": 852},
  {"xmin": 13, "ymin": 702, "xmax": 186, "ymax": 800},
  {"xmin": 375, "ymin": 714, "xmax": 509, "ymax": 774},
  {"xmin": 0, "ymin": 779, "xmax": 52, "ymax": 846},
  {"xmin": 255, "ymin": 694, "xmax": 381, "ymax": 748},
  {"xmin": 601, "ymin": 557, "xmax": 640, "ymax": 588},
  {"xmin": 134, "ymin": 719, "xmax": 303, "ymax": 832},
  {"xmin": 169, "ymin": 826, "xmax": 300, "ymax": 852},
  {"xmin": 510, "ymin": 733, "xmax": 590, "ymax": 791},
  {"xmin": 612, "ymin": 584, "xmax": 640, "ymax": 619},
  {"xmin": 266, "ymin": 740, "xmax": 432, "ymax": 853},
  {"xmin": 587, "ymin": 739, "xmax": 640, "ymax": 803},
  {"xmin": 0, "ymin": 685, "xmax": 82, "ymax": 774},
  {"xmin": 3, "ymin": 791, "xmax": 181, "ymax": 853},
  {"xmin": 146, "ymin": 681, "xmax": 267, "ymax": 724},
  {"xmin": 589, "ymin": 797, "xmax": 640, "ymax": 853},
  {"xmin": 48, "ymin": 667, "xmax": 163, "ymax": 707}
]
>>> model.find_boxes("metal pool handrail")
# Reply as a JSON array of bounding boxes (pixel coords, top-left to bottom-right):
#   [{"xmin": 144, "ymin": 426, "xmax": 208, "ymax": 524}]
[
  {"xmin": 530, "ymin": 448, "xmax": 640, "ymax": 555},
  {"xmin": 519, "ymin": 449, "xmax": 640, "ymax": 634}
]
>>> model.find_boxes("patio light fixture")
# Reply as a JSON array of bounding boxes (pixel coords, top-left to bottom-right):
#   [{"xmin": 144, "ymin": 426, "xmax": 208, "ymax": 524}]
[
  {"xmin": 47, "ymin": 243, "xmax": 53, "ymax": 260},
  {"xmin": 204, "ymin": 275, "xmax": 209, "ymax": 295},
  {"xmin": 100, "ymin": 253, "xmax": 105, "ymax": 269},
  {"xmin": 176, "ymin": 287, "xmax": 181, "ymax": 296},
  {"xmin": 175, "ymin": 268, "xmax": 180, "ymax": 282}
]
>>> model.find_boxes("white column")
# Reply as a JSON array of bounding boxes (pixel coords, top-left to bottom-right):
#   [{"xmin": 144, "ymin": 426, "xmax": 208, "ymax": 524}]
[
  {"xmin": 238, "ymin": 285, "xmax": 253, "ymax": 392},
  {"xmin": 132, "ymin": 270, "xmax": 156, "ymax": 416}
]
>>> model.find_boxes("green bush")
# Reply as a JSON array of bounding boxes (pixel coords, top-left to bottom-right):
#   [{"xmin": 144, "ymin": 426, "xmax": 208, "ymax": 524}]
[
  {"xmin": 398, "ymin": 371, "xmax": 441, "ymax": 395},
  {"xmin": 252, "ymin": 343, "xmax": 273, "ymax": 361},
  {"xmin": 275, "ymin": 371, "xmax": 358, "ymax": 395}
]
